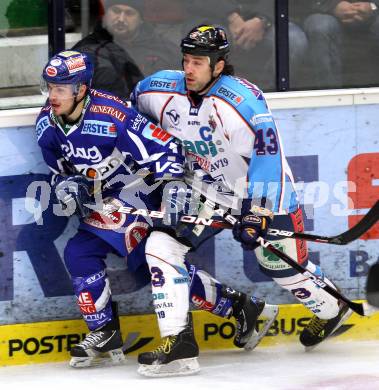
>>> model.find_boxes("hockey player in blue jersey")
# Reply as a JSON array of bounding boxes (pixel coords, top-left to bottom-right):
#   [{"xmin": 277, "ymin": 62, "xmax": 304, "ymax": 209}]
[
  {"xmin": 37, "ymin": 50, "xmax": 277, "ymax": 370},
  {"xmin": 131, "ymin": 25, "xmax": 353, "ymax": 376}
]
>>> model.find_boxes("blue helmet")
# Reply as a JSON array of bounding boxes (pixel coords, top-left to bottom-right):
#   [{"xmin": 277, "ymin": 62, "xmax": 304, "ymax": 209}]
[{"xmin": 41, "ymin": 50, "xmax": 94, "ymax": 88}]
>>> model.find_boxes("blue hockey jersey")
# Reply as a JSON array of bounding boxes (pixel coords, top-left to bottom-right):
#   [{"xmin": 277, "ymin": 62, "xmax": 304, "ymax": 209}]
[{"xmin": 36, "ymin": 89, "xmax": 184, "ymax": 265}]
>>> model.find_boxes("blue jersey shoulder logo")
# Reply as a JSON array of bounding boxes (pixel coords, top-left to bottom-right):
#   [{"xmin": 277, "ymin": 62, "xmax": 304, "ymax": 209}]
[
  {"xmin": 216, "ymin": 85, "xmax": 245, "ymax": 106},
  {"xmin": 81, "ymin": 120, "xmax": 117, "ymax": 137},
  {"xmin": 149, "ymin": 78, "xmax": 177, "ymax": 90},
  {"xmin": 142, "ymin": 124, "xmax": 172, "ymax": 146},
  {"xmin": 36, "ymin": 116, "xmax": 50, "ymax": 140}
]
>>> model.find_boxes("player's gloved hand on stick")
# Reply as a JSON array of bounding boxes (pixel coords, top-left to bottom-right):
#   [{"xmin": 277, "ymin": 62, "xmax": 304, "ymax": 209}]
[
  {"xmin": 53, "ymin": 175, "xmax": 93, "ymax": 218},
  {"xmin": 232, "ymin": 202, "xmax": 274, "ymax": 250}
]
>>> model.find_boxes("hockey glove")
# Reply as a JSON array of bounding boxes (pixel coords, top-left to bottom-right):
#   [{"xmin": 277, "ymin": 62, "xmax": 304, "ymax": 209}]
[
  {"xmin": 232, "ymin": 204, "xmax": 274, "ymax": 250},
  {"xmin": 53, "ymin": 175, "xmax": 93, "ymax": 218},
  {"xmin": 153, "ymin": 181, "xmax": 200, "ymax": 227}
]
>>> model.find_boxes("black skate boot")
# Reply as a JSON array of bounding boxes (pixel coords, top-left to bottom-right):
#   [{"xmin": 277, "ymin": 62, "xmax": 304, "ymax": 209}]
[
  {"xmin": 69, "ymin": 302, "xmax": 125, "ymax": 368},
  {"xmin": 137, "ymin": 312, "xmax": 200, "ymax": 377},
  {"xmin": 299, "ymin": 300, "xmax": 353, "ymax": 350},
  {"xmin": 223, "ymin": 287, "xmax": 279, "ymax": 350}
]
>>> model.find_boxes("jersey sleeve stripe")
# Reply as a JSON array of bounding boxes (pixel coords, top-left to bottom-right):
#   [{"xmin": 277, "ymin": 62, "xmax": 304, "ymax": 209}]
[
  {"xmin": 160, "ymin": 95, "xmax": 174, "ymax": 126},
  {"xmin": 126, "ymin": 130, "xmax": 150, "ymax": 161}
]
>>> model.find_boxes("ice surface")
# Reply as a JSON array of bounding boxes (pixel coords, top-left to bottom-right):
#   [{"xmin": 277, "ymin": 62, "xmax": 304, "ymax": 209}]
[{"xmin": 1, "ymin": 340, "xmax": 379, "ymax": 390}]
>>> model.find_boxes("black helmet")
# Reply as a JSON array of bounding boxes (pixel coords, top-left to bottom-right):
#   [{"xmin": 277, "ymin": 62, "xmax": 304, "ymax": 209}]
[{"xmin": 181, "ymin": 25, "xmax": 229, "ymax": 65}]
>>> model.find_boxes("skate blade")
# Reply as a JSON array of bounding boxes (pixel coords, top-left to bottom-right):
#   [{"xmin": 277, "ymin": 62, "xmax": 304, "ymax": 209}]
[
  {"xmin": 70, "ymin": 349, "xmax": 126, "ymax": 368},
  {"xmin": 137, "ymin": 357, "xmax": 200, "ymax": 378},
  {"xmin": 304, "ymin": 308, "xmax": 354, "ymax": 352},
  {"xmin": 244, "ymin": 304, "xmax": 279, "ymax": 351}
]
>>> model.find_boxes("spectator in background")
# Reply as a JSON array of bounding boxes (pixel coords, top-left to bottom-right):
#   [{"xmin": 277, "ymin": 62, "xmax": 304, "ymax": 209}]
[
  {"xmin": 72, "ymin": 0, "xmax": 143, "ymax": 99},
  {"xmin": 226, "ymin": 0, "xmax": 308, "ymax": 90},
  {"xmin": 142, "ymin": 0, "xmax": 239, "ymax": 59},
  {"xmin": 73, "ymin": 0, "xmax": 179, "ymax": 99},
  {"xmin": 143, "ymin": 0, "xmax": 308, "ymax": 91},
  {"xmin": 101, "ymin": 0, "xmax": 181, "ymax": 73},
  {"xmin": 303, "ymin": 0, "xmax": 379, "ymax": 88}
]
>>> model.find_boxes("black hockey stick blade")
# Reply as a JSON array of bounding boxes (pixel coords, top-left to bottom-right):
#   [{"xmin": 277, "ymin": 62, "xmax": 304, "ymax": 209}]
[
  {"xmin": 366, "ymin": 263, "xmax": 379, "ymax": 308},
  {"xmin": 266, "ymin": 200, "xmax": 379, "ymax": 244},
  {"xmin": 327, "ymin": 200, "xmax": 379, "ymax": 245}
]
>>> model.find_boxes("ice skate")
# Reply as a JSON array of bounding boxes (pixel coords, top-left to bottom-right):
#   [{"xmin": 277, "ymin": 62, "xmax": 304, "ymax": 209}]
[
  {"xmin": 300, "ymin": 300, "xmax": 353, "ymax": 351},
  {"xmin": 69, "ymin": 326, "xmax": 125, "ymax": 368},
  {"xmin": 232, "ymin": 293, "xmax": 278, "ymax": 350},
  {"xmin": 137, "ymin": 312, "xmax": 200, "ymax": 377},
  {"xmin": 69, "ymin": 303, "xmax": 125, "ymax": 368}
]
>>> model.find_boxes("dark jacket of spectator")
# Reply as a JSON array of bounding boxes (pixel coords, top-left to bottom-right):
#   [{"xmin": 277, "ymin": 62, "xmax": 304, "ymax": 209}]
[
  {"xmin": 119, "ymin": 21, "xmax": 182, "ymax": 74},
  {"xmin": 72, "ymin": 22, "xmax": 143, "ymax": 100}
]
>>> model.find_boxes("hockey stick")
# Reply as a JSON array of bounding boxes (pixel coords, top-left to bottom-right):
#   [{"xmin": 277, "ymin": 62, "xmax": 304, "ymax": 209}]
[
  {"xmin": 284, "ymin": 200, "xmax": 379, "ymax": 245},
  {"xmin": 255, "ymin": 236, "xmax": 365, "ymax": 316},
  {"xmin": 115, "ymin": 200, "xmax": 379, "ymax": 245},
  {"xmin": 114, "ymin": 203, "xmax": 366, "ymax": 316},
  {"xmin": 202, "ymin": 202, "xmax": 366, "ymax": 316},
  {"xmin": 206, "ymin": 203, "xmax": 367, "ymax": 316}
]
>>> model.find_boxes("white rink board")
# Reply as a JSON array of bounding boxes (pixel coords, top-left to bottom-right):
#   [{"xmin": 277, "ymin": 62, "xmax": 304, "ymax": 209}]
[{"xmin": 0, "ymin": 91, "xmax": 378, "ymax": 324}]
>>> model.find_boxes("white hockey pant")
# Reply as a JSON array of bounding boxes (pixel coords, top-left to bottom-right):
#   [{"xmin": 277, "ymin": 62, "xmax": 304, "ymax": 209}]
[
  {"xmin": 145, "ymin": 231, "xmax": 191, "ymax": 337},
  {"xmin": 255, "ymin": 237, "xmax": 340, "ymax": 320}
]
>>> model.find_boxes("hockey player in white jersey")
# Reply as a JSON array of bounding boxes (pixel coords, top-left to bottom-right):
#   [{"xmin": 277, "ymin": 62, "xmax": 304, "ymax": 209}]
[
  {"xmin": 131, "ymin": 25, "xmax": 353, "ymax": 376},
  {"xmin": 37, "ymin": 49, "xmax": 277, "ymax": 371}
]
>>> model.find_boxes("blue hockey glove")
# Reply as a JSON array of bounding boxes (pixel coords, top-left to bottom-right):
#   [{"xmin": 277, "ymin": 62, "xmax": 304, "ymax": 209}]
[
  {"xmin": 232, "ymin": 204, "xmax": 273, "ymax": 250},
  {"xmin": 53, "ymin": 175, "xmax": 93, "ymax": 218}
]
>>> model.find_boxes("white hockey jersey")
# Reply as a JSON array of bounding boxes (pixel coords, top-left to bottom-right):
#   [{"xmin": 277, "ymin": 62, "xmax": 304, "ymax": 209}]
[{"xmin": 131, "ymin": 70, "xmax": 298, "ymax": 214}]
